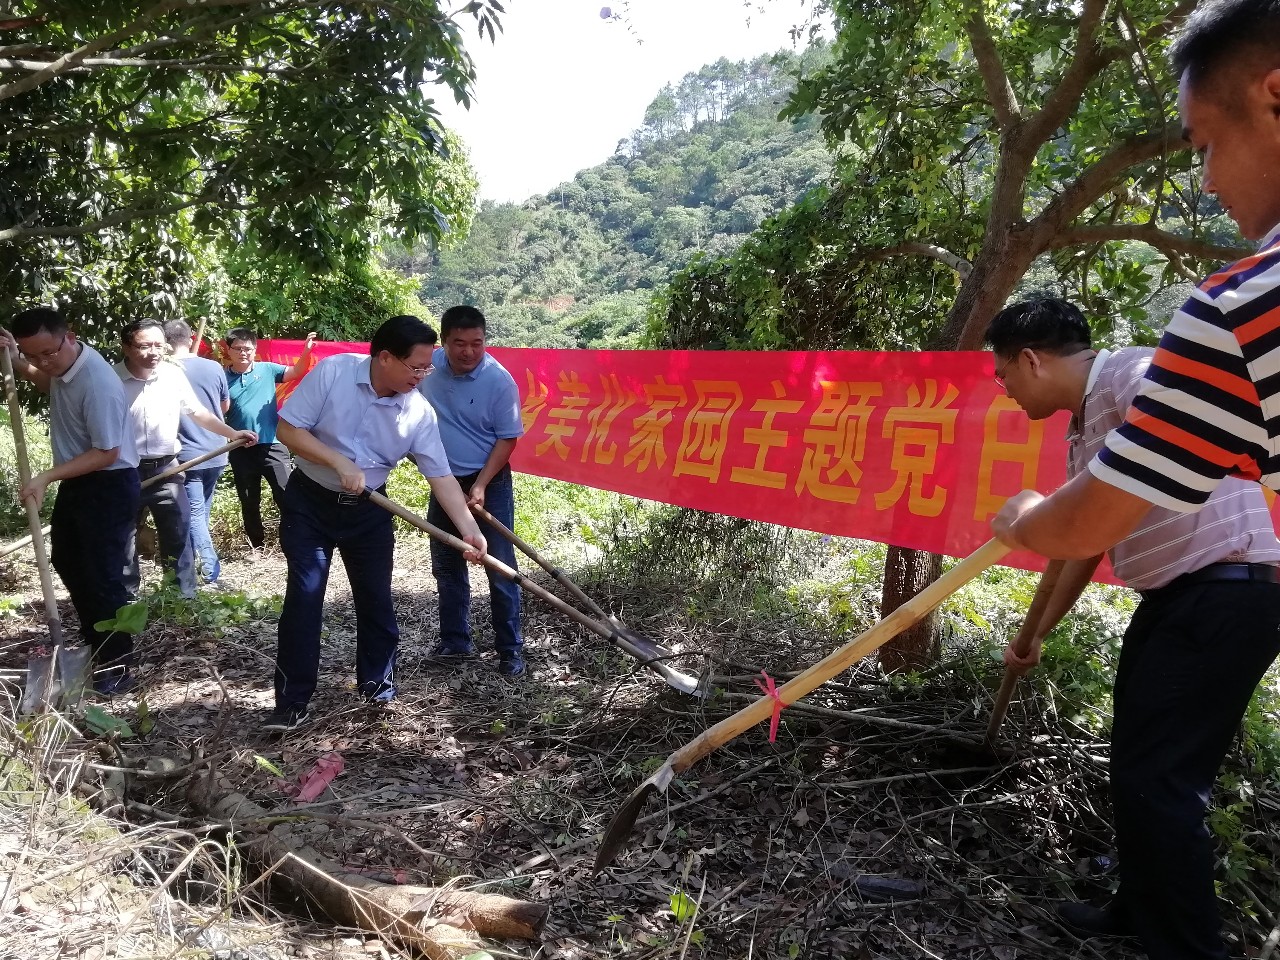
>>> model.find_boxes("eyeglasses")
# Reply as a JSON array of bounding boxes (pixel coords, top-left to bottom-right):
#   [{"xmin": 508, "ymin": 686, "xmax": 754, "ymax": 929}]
[
  {"xmin": 228, "ymin": 344, "xmax": 256, "ymax": 354},
  {"xmin": 21, "ymin": 334, "xmax": 68, "ymax": 364},
  {"xmin": 389, "ymin": 353, "xmax": 431, "ymax": 379},
  {"xmin": 993, "ymin": 356, "xmax": 1015, "ymax": 389}
]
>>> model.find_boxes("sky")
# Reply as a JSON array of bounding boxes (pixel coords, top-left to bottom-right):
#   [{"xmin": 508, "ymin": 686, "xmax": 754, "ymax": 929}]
[{"xmin": 434, "ymin": 0, "xmax": 823, "ymax": 204}]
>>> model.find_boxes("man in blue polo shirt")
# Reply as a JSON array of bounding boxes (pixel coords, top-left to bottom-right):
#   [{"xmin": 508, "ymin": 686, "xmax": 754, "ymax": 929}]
[
  {"xmin": 418, "ymin": 305, "xmax": 527, "ymax": 676},
  {"xmin": 223, "ymin": 327, "xmax": 314, "ymax": 550}
]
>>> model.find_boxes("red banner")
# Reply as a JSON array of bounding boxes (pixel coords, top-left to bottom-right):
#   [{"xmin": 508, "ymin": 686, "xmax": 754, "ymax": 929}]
[{"xmin": 257, "ymin": 340, "xmax": 1080, "ymax": 575}]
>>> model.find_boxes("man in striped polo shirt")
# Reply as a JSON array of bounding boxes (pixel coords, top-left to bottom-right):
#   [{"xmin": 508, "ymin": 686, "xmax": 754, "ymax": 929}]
[{"xmin": 989, "ymin": 296, "xmax": 1280, "ymax": 959}]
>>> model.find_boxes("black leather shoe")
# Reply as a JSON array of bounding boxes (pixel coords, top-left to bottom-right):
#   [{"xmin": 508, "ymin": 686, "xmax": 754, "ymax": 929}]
[{"xmin": 1056, "ymin": 901, "xmax": 1133, "ymax": 939}]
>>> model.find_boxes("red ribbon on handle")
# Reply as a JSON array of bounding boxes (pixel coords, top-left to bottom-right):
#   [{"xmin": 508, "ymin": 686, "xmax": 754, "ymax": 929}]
[{"xmin": 755, "ymin": 670, "xmax": 786, "ymax": 743}]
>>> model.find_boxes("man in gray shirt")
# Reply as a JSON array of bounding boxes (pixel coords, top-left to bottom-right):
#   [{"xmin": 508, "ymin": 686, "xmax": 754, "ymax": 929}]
[{"xmin": 1, "ymin": 307, "xmax": 141, "ymax": 695}]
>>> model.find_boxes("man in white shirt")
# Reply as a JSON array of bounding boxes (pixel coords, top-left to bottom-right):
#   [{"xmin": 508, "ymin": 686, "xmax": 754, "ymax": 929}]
[
  {"xmin": 269, "ymin": 314, "xmax": 485, "ymax": 731},
  {"xmin": 116, "ymin": 319, "xmax": 256, "ymax": 598}
]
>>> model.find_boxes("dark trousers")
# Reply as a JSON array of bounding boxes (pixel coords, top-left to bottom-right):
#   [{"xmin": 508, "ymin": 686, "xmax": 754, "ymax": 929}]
[
  {"xmin": 1110, "ymin": 580, "xmax": 1280, "ymax": 960},
  {"xmin": 427, "ymin": 466, "xmax": 522, "ymax": 655},
  {"xmin": 50, "ymin": 468, "xmax": 140, "ymax": 668},
  {"xmin": 275, "ymin": 473, "xmax": 397, "ymax": 709},
  {"xmin": 126, "ymin": 457, "xmax": 195, "ymax": 599},
  {"xmin": 229, "ymin": 442, "xmax": 291, "ymax": 548}
]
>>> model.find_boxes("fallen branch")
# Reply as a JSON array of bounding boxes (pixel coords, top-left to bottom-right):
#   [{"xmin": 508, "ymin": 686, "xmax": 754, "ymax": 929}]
[{"xmin": 187, "ymin": 770, "xmax": 546, "ymax": 958}]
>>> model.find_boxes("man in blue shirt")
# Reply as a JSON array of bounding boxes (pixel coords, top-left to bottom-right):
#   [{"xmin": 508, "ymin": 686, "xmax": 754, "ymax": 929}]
[
  {"xmin": 223, "ymin": 327, "xmax": 314, "ymax": 550},
  {"xmin": 418, "ymin": 306, "xmax": 527, "ymax": 676},
  {"xmin": 165, "ymin": 320, "xmax": 230, "ymax": 586},
  {"xmin": 269, "ymin": 315, "xmax": 486, "ymax": 731}
]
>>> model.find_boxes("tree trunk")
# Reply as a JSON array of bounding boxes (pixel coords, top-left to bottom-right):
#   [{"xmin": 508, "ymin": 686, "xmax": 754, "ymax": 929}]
[
  {"xmin": 877, "ymin": 225, "xmax": 1039, "ymax": 671},
  {"xmin": 877, "ymin": 545, "xmax": 944, "ymax": 673},
  {"xmin": 187, "ymin": 771, "xmax": 547, "ymax": 958}
]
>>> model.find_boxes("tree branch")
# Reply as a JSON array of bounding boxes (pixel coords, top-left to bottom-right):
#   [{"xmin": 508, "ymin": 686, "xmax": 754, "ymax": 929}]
[
  {"xmin": 1144, "ymin": 0, "xmax": 1198, "ymax": 46},
  {"xmin": 0, "ymin": 193, "xmax": 216, "ymax": 242},
  {"xmin": 1020, "ymin": 0, "xmax": 1117, "ymax": 148},
  {"xmin": 854, "ymin": 242, "xmax": 974, "ymax": 280},
  {"xmin": 962, "ymin": 4, "xmax": 1020, "ymax": 130},
  {"xmin": 0, "ymin": 56, "xmax": 296, "ymax": 74},
  {"xmin": 0, "ymin": 2, "xmax": 177, "ymax": 101},
  {"xmin": 1031, "ymin": 125, "xmax": 1189, "ymax": 240},
  {"xmin": 0, "ymin": 0, "xmax": 294, "ymax": 101},
  {"xmin": 1047, "ymin": 223, "xmax": 1250, "ymax": 264}
]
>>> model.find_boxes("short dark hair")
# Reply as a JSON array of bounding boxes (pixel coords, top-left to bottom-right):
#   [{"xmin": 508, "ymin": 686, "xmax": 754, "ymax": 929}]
[
  {"xmin": 11, "ymin": 306, "xmax": 67, "ymax": 339},
  {"xmin": 163, "ymin": 319, "xmax": 193, "ymax": 348},
  {"xmin": 121, "ymin": 318, "xmax": 165, "ymax": 348},
  {"xmin": 440, "ymin": 305, "xmax": 486, "ymax": 339},
  {"xmin": 224, "ymin": 326, "xmax": 257, "ymax": 347},
  {"xmin": 370, "ymin": 314, "xmax": 438, "ymax": 359},
  {"xmin": 1171, "ymin": 0, "xmax": 1280, "ymax": 96},
  {"xmin": 984, "ymin": 295, "xmax": 1092, "ymax": 357}
]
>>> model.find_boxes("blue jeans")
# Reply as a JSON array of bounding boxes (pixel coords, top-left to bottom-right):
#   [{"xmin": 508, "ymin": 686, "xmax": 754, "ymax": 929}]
[
  {"xmin": 183, "ymin": 465, "xmax": 225, "ymax": 583},
  {"xmin": 428, "ymin": 467, "xmax": 522, "ymax": 655},
  {"xmin": 275, "ymin": 473, "xmax": 398, "ymax": 709}
]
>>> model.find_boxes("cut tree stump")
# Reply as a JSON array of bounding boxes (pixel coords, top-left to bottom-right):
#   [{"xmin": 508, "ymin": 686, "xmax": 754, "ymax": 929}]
[{"xmin": 187, "ymin": 771, "xmax": 547, "ymax": 958}]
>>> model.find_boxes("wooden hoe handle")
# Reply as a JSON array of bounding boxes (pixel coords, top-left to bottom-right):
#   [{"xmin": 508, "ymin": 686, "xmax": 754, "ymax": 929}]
[
  {"xmin": 668, "ymin": 539, "xmax": 1010, "ymax": 774},
  {"xmin": 985, "ymin": 558, "xmax": 1065, "ymax": 742}
]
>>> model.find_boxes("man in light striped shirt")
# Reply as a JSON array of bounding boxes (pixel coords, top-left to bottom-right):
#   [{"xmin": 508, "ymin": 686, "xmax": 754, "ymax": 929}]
[{"xmin": 989, "ymin": 296, "xmax": 1280, "ymax": 959}]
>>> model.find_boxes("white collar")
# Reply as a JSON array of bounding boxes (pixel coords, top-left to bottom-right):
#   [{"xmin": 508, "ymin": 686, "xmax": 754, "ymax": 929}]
[
  {"xmin": 56, "ymin": 341, "xmax": 90, "ymax": 384},
  {"xmin": 1083, "ymin": 348, "xmax": 1112, "ymax": 398}
]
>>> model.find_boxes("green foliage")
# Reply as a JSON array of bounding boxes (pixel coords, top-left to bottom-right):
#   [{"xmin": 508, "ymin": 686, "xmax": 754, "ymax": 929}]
[
  {"xmin": 92, "ymin": 601, "xmax": 149, "ymax": 637},
  {"xmin": 385, "ymin": 465, "xmax": 620, "ymax": 553},
  {"xmin": 82, "ymin": 705, "xmax": 134, "ymax": 740},
  {"xmin": 391, "ymin": 47, "xmax": 835, "ymax": 348},
  {"xmin": 191, "ymin": 237, "xmax": 433, "ymax": 342},
  {"xmin": 139, "ymin": 573, "xmax": 282, "ymax": 634},
  {"xmin": 2, "ymin": 2, "xmax": 487, "ymax": 345},
  {"xmin": 0, "ymin": 409, "xmax": 54, "ymax": 539},
  {"xmin": 652, "ymin": 0, "xmax": 1245, "ymax": 353}
]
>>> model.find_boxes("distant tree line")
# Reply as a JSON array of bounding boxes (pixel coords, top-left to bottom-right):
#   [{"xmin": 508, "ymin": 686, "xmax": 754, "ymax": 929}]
[{"xmin": 391, "ymin": 45, "xmax": 834, "ymax": 349}]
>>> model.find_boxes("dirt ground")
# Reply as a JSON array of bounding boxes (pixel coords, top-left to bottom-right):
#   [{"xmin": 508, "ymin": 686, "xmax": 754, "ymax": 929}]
[{"xmin": 1, "ymin": 530, "xmax": 1271, "ymax": 960}]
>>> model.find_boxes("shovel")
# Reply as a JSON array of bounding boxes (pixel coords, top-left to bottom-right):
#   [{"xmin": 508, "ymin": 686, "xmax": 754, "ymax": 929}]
[
  {"xmin": 983, "ymin": 558, "xmax": 1065, "ymax": 744},
  {"xmin": 2, "ymin": 346, "xmax": 65, "ymax": 710},
  {"xmin": 367, "ymin": 490, "xmax": 704, "ymax": 696},
  {"xmin": 470, "ymin": 502, "xmax": 688, "ymax": 681},
  {"xmin": 0, "ymin": 438, "xmax": 247, "ymax": 560},
  {"xmin": 593, "ymin": 538, "xmax": 1010, "ymax": 871}
]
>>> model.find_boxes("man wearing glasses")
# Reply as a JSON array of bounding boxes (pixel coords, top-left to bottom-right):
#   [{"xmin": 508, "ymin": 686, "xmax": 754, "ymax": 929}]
[
  {"xmin": 988, "ymin": 295, "xmax": 1280, "ymax": 956},
  {"xmin": 266, "ymin": 314, "xmax": 486, "ymax": 731},
  {"xmin": 418, "ymin": 305, "xmax": 526, "ymax": 677},
  {"xmin": 1, "ymin": 307, "xmax": 141, "ymax": 695},
  {"xmin": 223, "ymin": 327, "xmax": 315, "ymax": 551}
]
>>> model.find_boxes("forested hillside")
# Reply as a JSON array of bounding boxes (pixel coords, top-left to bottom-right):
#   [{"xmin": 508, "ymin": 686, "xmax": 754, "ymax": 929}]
[{"xmin": 388, "ymin": 47, "xmax": 833, "ymax": 348}]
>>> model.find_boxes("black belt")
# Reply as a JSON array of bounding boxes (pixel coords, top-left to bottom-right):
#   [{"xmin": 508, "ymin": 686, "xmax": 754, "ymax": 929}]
[
  {"xmin": 138, "ymin": 455, "xmax": 176, "ymax": 468},
  {"xmin": 292, "ymin": 469, "xmax": 383, "ymax": 506},
  {"xmin": 456, "ymin": 464, "xmax": 511, "ymax": 487},
  {"xmin": 1141, "ymin": 562, "xmax": 1280, "ymax": 601}
]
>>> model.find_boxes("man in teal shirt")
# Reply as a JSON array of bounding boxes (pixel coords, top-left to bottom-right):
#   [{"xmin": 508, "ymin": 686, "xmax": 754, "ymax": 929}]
[{"xmin": 223, "ymin": 327, "xmax": 313, "ymax": 549}]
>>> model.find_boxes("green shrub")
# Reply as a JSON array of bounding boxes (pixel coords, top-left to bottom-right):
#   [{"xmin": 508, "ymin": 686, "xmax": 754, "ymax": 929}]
[{"xmin": 0, "ymin": 410, "xmax": 56, "ymax": 540}]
